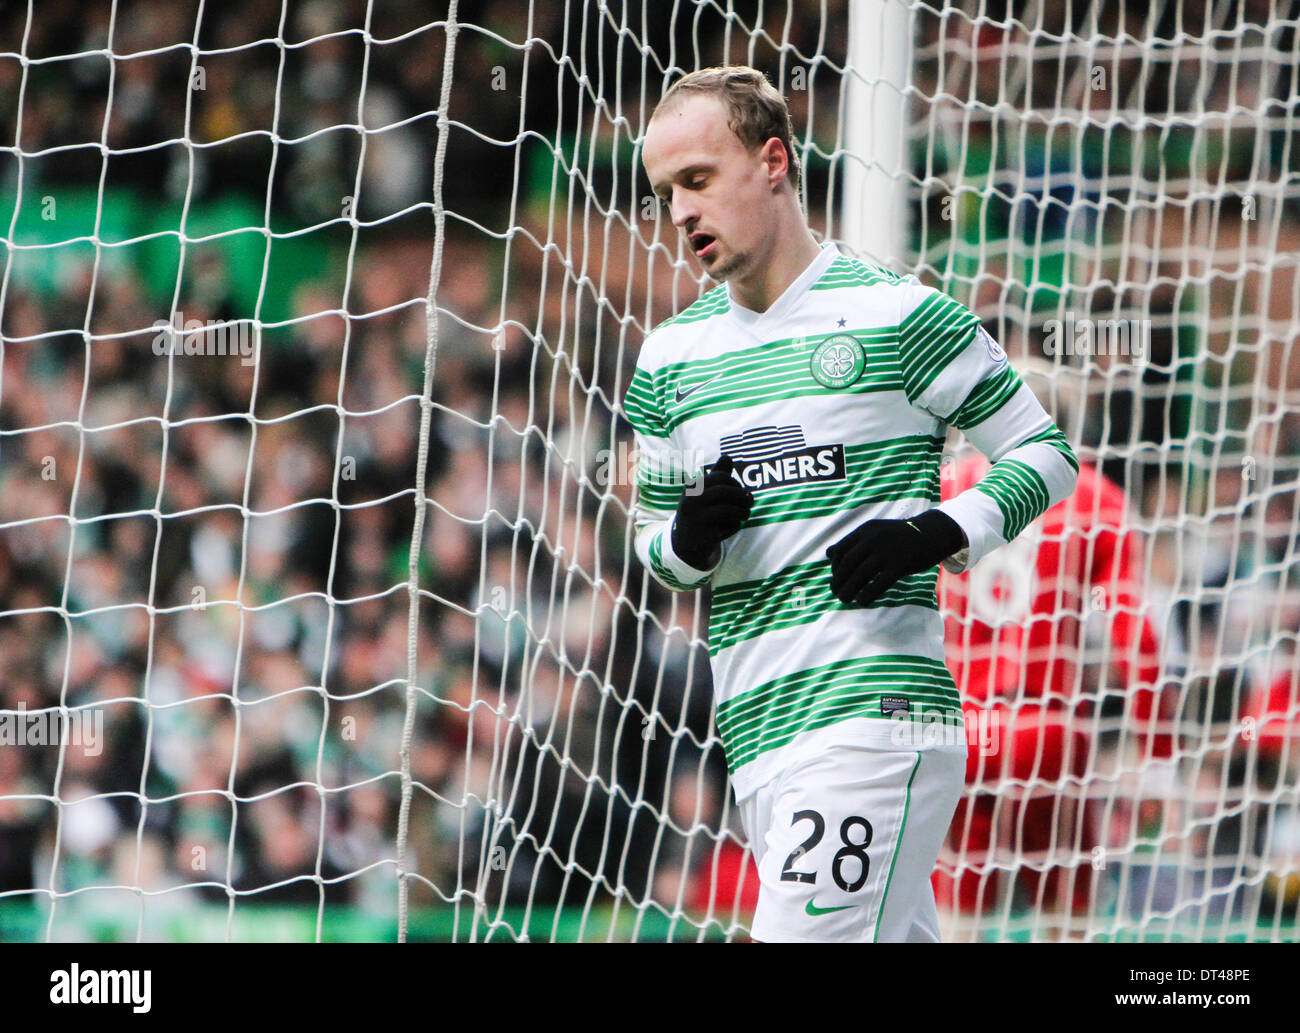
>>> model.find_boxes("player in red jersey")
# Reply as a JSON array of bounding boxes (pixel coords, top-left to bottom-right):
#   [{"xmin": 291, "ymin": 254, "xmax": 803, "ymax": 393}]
[{"xmin": 933, "ymin": 359, "xmax": 1169, "ymax": 918}]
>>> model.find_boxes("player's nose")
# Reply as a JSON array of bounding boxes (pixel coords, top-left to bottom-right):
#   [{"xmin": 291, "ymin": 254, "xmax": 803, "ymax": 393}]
[{"xmin": 669, "ymin": 187, "xmax": 698, "ymax": 228}]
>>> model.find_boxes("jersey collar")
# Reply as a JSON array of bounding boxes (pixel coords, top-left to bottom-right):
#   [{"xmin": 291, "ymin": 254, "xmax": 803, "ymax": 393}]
[{"xmin": 726, "ymin": 242, "xmax": 840, "ymax": 335}]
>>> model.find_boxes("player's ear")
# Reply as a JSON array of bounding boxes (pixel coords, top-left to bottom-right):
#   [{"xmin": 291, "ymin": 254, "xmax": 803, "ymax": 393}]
[{"xmin": 759, "ymin": 137, "xmax": 789, "ymax": 189}]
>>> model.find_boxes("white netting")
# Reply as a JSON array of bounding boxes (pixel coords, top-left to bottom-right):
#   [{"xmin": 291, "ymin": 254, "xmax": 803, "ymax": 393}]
[{"xmin": 0, "ymin": 0, "xmax": 1296, "ymax": 943}]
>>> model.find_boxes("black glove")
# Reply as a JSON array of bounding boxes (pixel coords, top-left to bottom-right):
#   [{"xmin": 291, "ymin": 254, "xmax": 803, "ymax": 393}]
[
  {"xmin": 670, "ymin": 454, "xmax": 754, "ymax": 571},
  {"xmin": 825, "ymin": 509, "xmax": 965, "ymax": 607}
]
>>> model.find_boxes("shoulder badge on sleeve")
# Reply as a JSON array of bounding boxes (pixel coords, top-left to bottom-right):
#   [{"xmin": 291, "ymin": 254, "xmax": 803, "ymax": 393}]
[{"xmin": 977, "ymin": 326, "xmax": 1006, "ymax": 364}]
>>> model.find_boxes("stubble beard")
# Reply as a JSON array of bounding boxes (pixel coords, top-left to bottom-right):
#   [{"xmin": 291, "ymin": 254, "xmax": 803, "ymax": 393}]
[{"xmin": 704, "ymin": 243, "xmax": 747, "ymax": 283}]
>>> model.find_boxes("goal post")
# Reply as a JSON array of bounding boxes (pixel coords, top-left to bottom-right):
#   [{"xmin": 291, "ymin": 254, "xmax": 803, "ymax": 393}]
[
  {"xmin": 0, "ymin": 1, "xmax": 1298, "ymax": 944},
  {"xmin": 841, "ymin": 0, "xmax": 910, "ymax": 267}
]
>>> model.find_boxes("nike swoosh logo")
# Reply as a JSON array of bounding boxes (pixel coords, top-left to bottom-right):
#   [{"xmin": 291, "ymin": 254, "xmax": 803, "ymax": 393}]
[
  {"xmin": 674, "ymin": 372, "xmax": 723, "ymax": 403},
  {"xmin": 805, "ymin": 899, "xmax": 856, "ymax": 917}
]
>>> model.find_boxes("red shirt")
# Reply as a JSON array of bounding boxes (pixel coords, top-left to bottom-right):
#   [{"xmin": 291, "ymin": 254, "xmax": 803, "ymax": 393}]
[{"xmin": 939, "ymin": 455, "xmax": 1169, "ymax": 756}]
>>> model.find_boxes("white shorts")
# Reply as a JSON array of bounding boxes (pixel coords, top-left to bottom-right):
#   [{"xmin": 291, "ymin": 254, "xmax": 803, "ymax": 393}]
[{"xmin": 738, "ymin": 742, "xmax": 966, "ymax": 943}]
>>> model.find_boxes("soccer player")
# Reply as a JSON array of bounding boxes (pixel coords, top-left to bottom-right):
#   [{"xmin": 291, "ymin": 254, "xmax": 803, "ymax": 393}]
[
  {"xmin": 934, "ymin": 359, "xmax": 1165, "ymax": 919},
  {"xmin": 623, "ymin": 66, "xmax": 1078, "ymax": 942}
]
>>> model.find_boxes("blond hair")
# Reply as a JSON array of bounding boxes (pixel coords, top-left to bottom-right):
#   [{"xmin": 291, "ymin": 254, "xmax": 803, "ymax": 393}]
[{"xmin": 652, "ymin": 66, "xmax": 801, "ymax": 192}]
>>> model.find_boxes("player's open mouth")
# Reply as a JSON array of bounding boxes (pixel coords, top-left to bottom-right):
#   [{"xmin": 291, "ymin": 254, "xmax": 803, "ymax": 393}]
[{"xmin": 690, "ymin": 233, "xmax": 717, "ymax": 258}]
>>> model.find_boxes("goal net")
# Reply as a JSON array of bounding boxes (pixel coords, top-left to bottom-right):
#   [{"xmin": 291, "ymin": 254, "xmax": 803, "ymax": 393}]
[{"xmin": 1, "ymin": 0, "xmax": 1297, "ymax": 943}]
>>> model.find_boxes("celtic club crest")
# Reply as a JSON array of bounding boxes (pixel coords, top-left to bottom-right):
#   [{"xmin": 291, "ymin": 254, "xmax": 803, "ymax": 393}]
[{"xmin": 810, "ymin": 334, "xmax": 866, "ymax": 389}]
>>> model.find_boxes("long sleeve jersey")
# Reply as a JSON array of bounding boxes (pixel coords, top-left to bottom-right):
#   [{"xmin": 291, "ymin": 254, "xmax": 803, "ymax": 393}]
[{"xmin": 621, "ymin": 244, "xmax": 1079, "ymax": 799}]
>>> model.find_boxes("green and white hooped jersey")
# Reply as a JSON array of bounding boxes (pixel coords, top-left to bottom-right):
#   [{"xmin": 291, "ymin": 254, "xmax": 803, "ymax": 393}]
[{"xmin": 622, "ymin": 244, "xmax": 1078, "ymax": 800}]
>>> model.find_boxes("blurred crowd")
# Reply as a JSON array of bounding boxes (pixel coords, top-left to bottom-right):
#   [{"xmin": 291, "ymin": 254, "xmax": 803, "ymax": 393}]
[{"xmin": 0, "ymin": 0, "xmax": 1297, "ymax": 941}]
